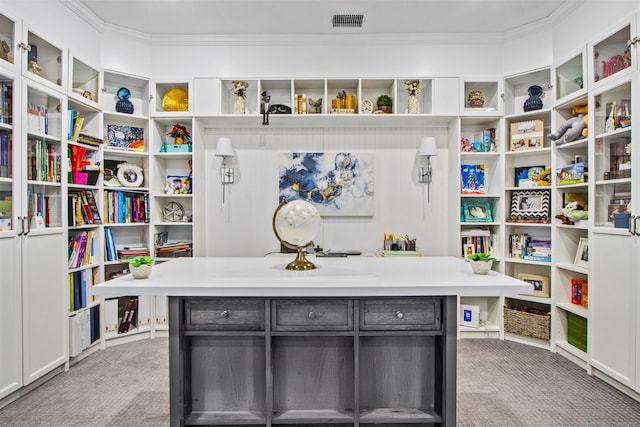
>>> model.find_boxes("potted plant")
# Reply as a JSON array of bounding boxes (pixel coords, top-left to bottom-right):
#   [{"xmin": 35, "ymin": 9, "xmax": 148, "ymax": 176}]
[
  {"xmin": 129, "ymin": 255, "xmax": 154, "ymax": 279},
  {"xmin": 376, "ymin": 94, "xmax": 392, "ymax": 114},
  {"xmin": 166, "ymin": 123, "xmax": 191, "ymax": 145},
  {"xmin": 467, "ymin": 253, "xmax": 496, "ymax": 275}
]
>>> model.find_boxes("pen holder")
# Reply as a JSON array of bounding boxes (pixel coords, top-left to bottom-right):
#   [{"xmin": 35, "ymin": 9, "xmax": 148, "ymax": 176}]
[{"xmin": 71, "ymin": 172, "xmax": 88, "ymax": 185}]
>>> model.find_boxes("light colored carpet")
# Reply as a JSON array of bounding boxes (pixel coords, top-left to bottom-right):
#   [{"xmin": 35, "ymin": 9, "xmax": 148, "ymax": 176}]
[{"xmin": 1, "ymin": 338, "xmax": 639, "ymax": 426}]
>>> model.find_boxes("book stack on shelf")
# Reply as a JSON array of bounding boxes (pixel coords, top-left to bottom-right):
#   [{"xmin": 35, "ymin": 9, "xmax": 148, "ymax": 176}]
[
  {"xmin": 571, "ymin": 279, "xmax": 588, "ymax": 307},
  {"xmin": 103, "ymin": 190, "xmax": 149, "ymax": 224},
  {"xmin": 117, "ymin": 297, "xmax": 139, "ymax": 334},
  {"xmin": 509, "ymin": 233, "xmax": 551, "ymax": 262},
  {"xmin": 69, "ymin": 269, "xmax": 90, "ymax": 312},
  {"xmin": 117, "ymin": 247, "xmax": 150, "ymax": 261},
  {"xmin": 1, "ymin": 80, "xmax": 13, "ymax": 125},
  {"xmin": 28, "ymin": 139, "xmax": 60, "ymax": 182},
  {"xmin": 26, "ymin": 103, "xmax": 48, "ymax": 134},
  {"xmin": 156, "ymin": 241, "xmax": 192, "ymax": 258},
  {"xmin": 460, "ymin": 227, "xmax": 494, "ymax": 259},
  {"xmin": 68, "ymin": 190, "xmax": 102, "ymax": 226},
  {"xmin": 69, "ymin": 305, "xmax": 100, "ymax": 357},
  {"xmin": 68, "ymin": 231, "xmax": 95, "ymax": 268},
  {"xmin": 104, "ymin": 228, "xmax": 117, "ymax": 262}
]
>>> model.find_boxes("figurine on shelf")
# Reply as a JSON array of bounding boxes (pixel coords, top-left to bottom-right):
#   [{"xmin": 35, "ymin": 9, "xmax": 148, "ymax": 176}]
[
  {"xmin": 115, "ymin": 87, "xmax": 134, "ymax": 114},
  {"xmin": 27, "ymin": 60, "xmax": 42, "ymax": 76},
  {"xmin": 261, "ymin": 91, "xmax": 271, "ymax": 126}
]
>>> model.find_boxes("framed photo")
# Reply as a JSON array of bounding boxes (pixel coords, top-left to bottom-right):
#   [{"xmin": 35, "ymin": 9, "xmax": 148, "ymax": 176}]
[
  {"xmin": 462, "ymin": 201, "xmax": 493, "ymax": 222},
  {"xmin": 517, "ymin": 273, "xmax": 550, "ymax": 298},
  {"xmin": 509, "ymin": 189, "xmax": 551, "ymax": 222},
  {"xmin": 574, "ymin": 237, "xmax": 589, "ymax": 268},
  {"xmin": 510, "ymin": 119, "xmax": 544, "ymax": 152},
  {"xmin": 514, "ymin": 165, "xmax": 545, "ymax": 187}
]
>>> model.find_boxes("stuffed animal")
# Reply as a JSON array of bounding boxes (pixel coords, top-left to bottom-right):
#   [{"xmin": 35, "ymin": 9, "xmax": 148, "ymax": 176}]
[
  {"xmin": 555, "ymin": 200, "xmax": 588, "ymax": 224},
  {"xmin": 548, "ymin": 114, "xmax": 588, "ymax": 145},
  {"xmin": 536, "ymin": 168, "xmax": 552, "ymax": 186}
]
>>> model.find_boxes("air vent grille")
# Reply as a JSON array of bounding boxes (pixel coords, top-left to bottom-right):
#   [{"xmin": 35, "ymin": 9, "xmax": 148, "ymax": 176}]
[{"xmin": 332, "ymin": 14, "xmax": 364, "ymax": 28}]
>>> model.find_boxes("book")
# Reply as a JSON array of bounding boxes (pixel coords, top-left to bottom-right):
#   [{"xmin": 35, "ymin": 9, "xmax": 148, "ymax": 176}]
[
  {"xmin": 556, "ymin": 163, "xmax": 585, "ymax": 186},
  {"xmin": 460, "ymin": 164, "xmax": 486, "ymax": 194},
  {"xmin": 118, "ymin": 297, "xmax": 136, "ymax": 334}
]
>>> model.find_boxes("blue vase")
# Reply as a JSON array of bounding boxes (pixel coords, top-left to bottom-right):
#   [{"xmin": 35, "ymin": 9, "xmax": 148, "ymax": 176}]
[{"xmin": 523, "ymin": 85, "xmax": 544, "ymax": 112}]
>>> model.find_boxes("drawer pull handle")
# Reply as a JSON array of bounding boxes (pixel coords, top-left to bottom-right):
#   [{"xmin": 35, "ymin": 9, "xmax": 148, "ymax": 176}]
[
  {"xmin": 308, "ymin": 311, "xmax": 316, "ymax": 320},
  {"xmin": 221, "ymin": 310, "xmax": 229, "ymax": 318},
  {"xmin": 395, "ymin": 310, "xmax": 404, "ymax": 319}
]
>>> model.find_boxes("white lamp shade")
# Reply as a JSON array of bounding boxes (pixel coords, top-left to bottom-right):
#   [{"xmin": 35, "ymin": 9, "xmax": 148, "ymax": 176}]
[
  {"xmin": 215, "ymin": 137, "xmax": 236, "ymax": 157},
  {"xmin": 418, "ymin": 137, "xmax": 438, "ymax": 156}
]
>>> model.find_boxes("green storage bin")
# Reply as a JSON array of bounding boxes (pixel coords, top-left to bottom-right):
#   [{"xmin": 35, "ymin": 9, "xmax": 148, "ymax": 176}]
[{"xmin": 567, "ymin": 311, "xmax": 587, "ymax": 353}]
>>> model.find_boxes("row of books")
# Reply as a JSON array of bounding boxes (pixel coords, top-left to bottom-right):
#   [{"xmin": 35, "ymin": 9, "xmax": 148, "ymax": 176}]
[
  {"xmin": 27, "ymin": 103, "xmax": 54, "ymax": 135},
  {"xmin": 572, "ymin": 279, "xmax": 588, "ymax": 307},
  {"xmin": 509, "ymin": 233, "xmax": 551, "ymax": 262},
  {"xmin": 68, "ymin": 231, "xmax": 96, "ymax": 269},
  {"xmin": 118, "ymin": 297, "xmax": 139, "ymax": 334},
  {"xmin": 0, "ymin": 80, "xmax": 12, "ymax": 125},
  {"xmin": 68, "ymin": 190, "xmax": 102, "ymax": 226},
  {"xmin": 69, "ymin": 269, "xmax": 93, "ymax": 312},
  {"xmin": 104, "ymin": 227, "xmax": 118, "ymax": 262},
  {"xmin": 103, "ymin": 190, "xmax": 150, "ymax": 224},
  {"xmin": 460, "ymin": 227, "xmax": 494, "ymax": 258},
  {"xmin": 156, "ymin": 241, "xmax": 193, "ymax": 257},
  {"xmin": 117, "ymin": 247, "xmax": 150, "ymax": 260},
  {"xmin": 27, "ymin": 138, "xmax": 60, "ymax": 182},
  {"xmin": 0, "ymin": 131, "xmax": 10, "ymax": 178},
  {"xmin": 69, "ymin": 305, "xmax": 100, "ymax": 357}
]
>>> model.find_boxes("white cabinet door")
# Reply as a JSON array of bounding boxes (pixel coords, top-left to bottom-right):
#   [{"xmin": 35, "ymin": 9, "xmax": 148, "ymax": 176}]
[
  {"xmin": 21, "ymin": 231, "xmax": 67, "ymax": 385},
  {"xmin": 589, "ymin": 231, "xmax": 636, "ymax": 388},
  {"xmin": 0, "ymin": 235, "xmax": 22, "ymax": 399}
]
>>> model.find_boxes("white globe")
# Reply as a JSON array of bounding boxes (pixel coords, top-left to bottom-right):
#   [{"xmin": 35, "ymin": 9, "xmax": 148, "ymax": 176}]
[{"xmin": 274, "ymin": 200, "xmax": 320, "ymax": 247}]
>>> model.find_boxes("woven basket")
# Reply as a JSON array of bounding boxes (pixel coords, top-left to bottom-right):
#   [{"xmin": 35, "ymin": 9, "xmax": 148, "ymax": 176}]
[{"xmin": 504, "ymin": 307, "xmax": 550, "ymax": 341}]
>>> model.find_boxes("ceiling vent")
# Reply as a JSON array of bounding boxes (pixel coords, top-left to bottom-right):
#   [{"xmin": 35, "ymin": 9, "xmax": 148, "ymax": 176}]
[{"xmin": 332, "ymin": 14, "xmax": 364, "ymax": 28}]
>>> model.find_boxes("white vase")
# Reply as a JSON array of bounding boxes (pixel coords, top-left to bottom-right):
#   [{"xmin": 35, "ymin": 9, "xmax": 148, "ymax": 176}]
[
  {"xmin": 130, "ymin": 264, "xmax": 152, "ymax": 279},
  {"xmin": 469, "ymin": 260, "xmax": 493, "ymax": 275},
  {"xmin": 408, "ymin": 94, "xmax": 419, "ymax": 114},
  {"xmin": 234, "ymin": 96, "xmax": 246, "ymax": 114}
]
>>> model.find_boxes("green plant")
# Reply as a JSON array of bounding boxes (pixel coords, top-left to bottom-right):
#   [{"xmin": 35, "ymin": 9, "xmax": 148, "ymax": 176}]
[
  {"xmin": 467, "ymin": 253, "xmax": 496, "ymax": 262},
  {"xmin": 376, "ymin": 94, "xmax": 392, "ymax": 107},
  {"xmin": 129, "ymin": 255, "xmax": 154, "ymax": 267}
]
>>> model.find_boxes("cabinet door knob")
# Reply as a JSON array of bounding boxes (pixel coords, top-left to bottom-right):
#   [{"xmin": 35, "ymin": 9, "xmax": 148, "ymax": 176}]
[
  {"xmin": 221, "ymin": 310, "xmax": 229, "ymax": 318},
  {"xmin": 308, "ymin": 311, "xmax": 316, "ymax": 320},
  {"xmin": 395, "ymin": 310, "xmax": 404, "ymax": 319}
]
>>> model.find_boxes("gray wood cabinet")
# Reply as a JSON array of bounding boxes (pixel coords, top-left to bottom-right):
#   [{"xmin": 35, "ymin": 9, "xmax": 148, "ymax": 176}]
[{"xmin": 169, "ymin": 296, "xmax": 456, "ymax": 426}]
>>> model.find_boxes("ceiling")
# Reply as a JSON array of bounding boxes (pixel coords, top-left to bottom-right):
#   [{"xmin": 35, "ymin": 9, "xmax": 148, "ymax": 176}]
[{"xmin": 69, "ymin": 0, "xmax": 579, "ymax": 39}]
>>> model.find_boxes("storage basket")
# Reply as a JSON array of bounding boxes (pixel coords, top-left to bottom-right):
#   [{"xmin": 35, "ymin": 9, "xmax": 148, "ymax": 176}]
[{"xmin": 504, "ymin": 306, "xmax": 550, "ymax": 341}]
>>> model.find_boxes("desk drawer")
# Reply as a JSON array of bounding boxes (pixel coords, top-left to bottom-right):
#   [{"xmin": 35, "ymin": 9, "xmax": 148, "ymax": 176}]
[
  {"xmin": 271, "ymin": 299, "xmax": 353, "ymax": 331},
  {"xmin": 359, "ymin": 298, "xmax": 441, "ymax": 331},
  {"xmin": 185, "ymin": 298, "xmax": 265, "ymax": 331}
]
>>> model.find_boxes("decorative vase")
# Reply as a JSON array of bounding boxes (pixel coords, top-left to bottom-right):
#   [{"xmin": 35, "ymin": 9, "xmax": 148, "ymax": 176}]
[
  {"xmin": 469, "ymin": 260, "xmax": 493, "ymax": 275},
  {"xmin": 234, "ymin": 96, "xmax": 245, "ymax": 114},
  {"xmin": 130, "ymin": 264, "xmax": 152, "ymax": 279},
  {"xmin": 408, "ymin": 94, "xmax": 419, "ymax": 114},
  {"xmin": 523, "ymin": 85, "xmax": 544, "ymax": 112}
]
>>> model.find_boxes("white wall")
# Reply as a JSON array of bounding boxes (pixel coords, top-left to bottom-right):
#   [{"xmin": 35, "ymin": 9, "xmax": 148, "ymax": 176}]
[{"xmin": 201, "ymin": 126, "xmax": 450, "ymax": 256}]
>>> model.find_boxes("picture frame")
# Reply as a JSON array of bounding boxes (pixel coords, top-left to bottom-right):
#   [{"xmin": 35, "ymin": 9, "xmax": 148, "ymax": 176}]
[
  {"xmin": 462, "ymin": 201, "xmax": 493, "ymax": 222},
  {"xmin": 510, "ymin": 119, "xmax": 544, "ymax": 152},
  {"xmin": 517, "ymin": 273, "xmax": 550, "ymax": 298},
  {"xmin": 574, "ymin": 237, "xmax": 589, "ymax": 268},
  {"xmin": 514, "ymin": 165, "xmax": 545, "ymax": 188},
  {"xmin": 509, "ymin": 189, "xmax": 551, "ymax": 222}
]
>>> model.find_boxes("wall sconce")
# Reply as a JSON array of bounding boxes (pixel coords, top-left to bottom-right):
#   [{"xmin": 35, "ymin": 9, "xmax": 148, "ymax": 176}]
[
  {"xmin": 215, "ymin": 137, "xmax": 236, "ymax": 203},
  {"xmin": 418, "ymin": 137, "xmax": 438, "ymax": 202}
]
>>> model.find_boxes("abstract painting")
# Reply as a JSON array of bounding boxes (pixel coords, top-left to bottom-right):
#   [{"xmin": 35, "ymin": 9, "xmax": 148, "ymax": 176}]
[{"xmin": 279, "ymin": 152, "xmax": 374, "ymax": 216}]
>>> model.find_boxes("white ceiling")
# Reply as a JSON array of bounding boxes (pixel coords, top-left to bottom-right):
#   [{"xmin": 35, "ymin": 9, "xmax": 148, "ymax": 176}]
[{"xmin": 69, "ymin": 0, "xmax": 579, "ymax": 38}]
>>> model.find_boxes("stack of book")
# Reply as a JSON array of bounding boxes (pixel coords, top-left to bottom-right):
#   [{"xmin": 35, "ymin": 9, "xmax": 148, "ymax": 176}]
[
  {"xmin": 117, "ymin": 247, "xmax": 150, "ymax": 260},
  {"xmin": 509, "ymin": 233, "xmax": 551, "ymax": 262},
  {"xmin": 461, "ymin": 227, "xmax": 494, "ymax": 258},
  {"xmin": 156, "ymin": 241, "xmax": 192, "ymax": 257}
]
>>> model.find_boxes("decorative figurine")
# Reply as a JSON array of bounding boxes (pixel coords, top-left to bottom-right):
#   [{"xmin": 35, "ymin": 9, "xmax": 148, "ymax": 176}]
[
  {"xmin": 261, "ymin": 91, "xmax": 271, "ymax": 126},
  {"xmin": 115, "ymin": 87, "xmax": 134, "ymax": 114},
  {"xmin": 308, "ymin": 98, "xmax": 323, "ymax": 114},
  {"xmin": 523, "ymin": 85, "xmax": 544, "ymax": 112}
]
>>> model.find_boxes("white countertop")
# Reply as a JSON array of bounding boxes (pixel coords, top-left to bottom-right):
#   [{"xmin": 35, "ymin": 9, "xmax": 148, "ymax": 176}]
[{"xmin": 94, "ymin": 256, "xmax": 532, "ymax": 298}]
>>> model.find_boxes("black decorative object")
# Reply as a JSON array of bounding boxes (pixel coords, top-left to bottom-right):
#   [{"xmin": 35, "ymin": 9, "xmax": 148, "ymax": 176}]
[
  {"xmin": 523, "ymin": 85, "xmax": 544, "ymax": 112},
  {"xmin": 261, "ymin": 91, "xmax": 271, "ymax": 126},
  {"xmin": 268, "ymin": 104, "xmax": 292, "ymax": 114},
  {"xmin": 115, "ymin": 87, "xmax": 134, "ymax": 114}
]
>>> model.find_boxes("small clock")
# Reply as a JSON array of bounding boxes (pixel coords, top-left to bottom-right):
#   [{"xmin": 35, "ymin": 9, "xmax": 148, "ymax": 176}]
[
  {"xmin": 361, "ymin": 98, "xmax": 373, "ymax": 114},
  {"xmin": 162, "ymin": 201, "xmax": 185, "ymax": 222}
]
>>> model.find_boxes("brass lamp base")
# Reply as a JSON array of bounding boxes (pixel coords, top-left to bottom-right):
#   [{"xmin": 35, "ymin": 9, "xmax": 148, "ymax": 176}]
[{"xmin": 286, "ymin": 249, "xmax": 316, "ymax": 271}]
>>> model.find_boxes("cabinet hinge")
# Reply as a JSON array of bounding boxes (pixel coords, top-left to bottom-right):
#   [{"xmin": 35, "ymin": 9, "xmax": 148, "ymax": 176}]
[
  {"xmin": 627, "ymin": 36, "xmax": 639, "ymax": 47},
  {"xmin": 17, "ymin": 42, "xmax": 31, "ymax": 52}
]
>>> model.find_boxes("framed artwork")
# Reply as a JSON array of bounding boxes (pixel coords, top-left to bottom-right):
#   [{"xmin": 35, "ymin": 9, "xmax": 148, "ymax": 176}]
[
  {"xmin": 509, "ymin": 189, "xmax": 551, "ymax": 222},
  {"xmin": 514, "ymin": 165, "xmax": 545, "ymax": 187},
  {"xmin": 517, "ymin": 273, "xmax": 550, "ymax": 298},
  {"xmin": 574, "ymin": 237, "xmax": 589, "ymax": 268},
  {"xmin": 279, "ymin": 152, "xmax": 374, "ymax": 216},
  {"xmin": 462, "ymin": 201, "xmax": 493, "ymax": 222}
]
